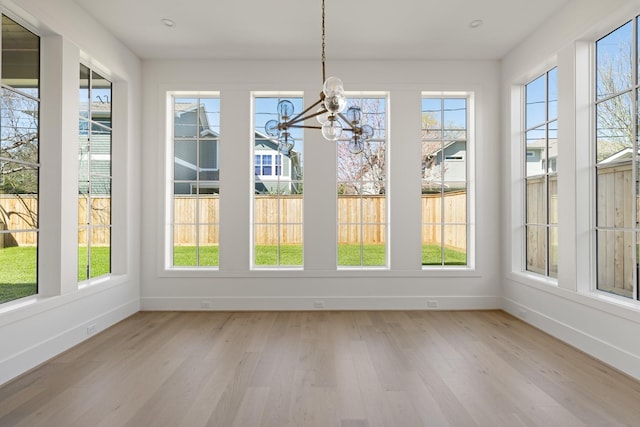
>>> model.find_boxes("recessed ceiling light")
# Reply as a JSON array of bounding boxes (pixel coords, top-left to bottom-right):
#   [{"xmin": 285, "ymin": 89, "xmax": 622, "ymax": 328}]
[
  {"xmin": 161, "ymin": 18, "xmax": 176, "ymax": 28},
  {"xmin": 469, "ymin": 19, "xmax": 483, "ymax": 29}
]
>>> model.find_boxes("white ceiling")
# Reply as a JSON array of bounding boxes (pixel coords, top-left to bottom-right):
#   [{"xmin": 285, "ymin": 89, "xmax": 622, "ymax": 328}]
[{"xmin": 72, "ymin": 0, "xmax": 571, "ymax": 61}]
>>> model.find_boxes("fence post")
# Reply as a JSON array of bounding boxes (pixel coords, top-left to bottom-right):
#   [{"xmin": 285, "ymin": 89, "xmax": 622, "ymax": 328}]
[{"xmin": 0, "ymin": 222, "xmax": 5, "ymax": 249}]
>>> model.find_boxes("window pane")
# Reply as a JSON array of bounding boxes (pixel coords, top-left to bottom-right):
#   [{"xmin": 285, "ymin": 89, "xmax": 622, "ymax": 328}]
[
  {"xmin": 174, "ymin": 139, "xmax": 197, "ymax": 181},
  {"xmin": 596, "ymin": 21, "xmax": 633, "ymax": 100},
  {"xmin": 526, "ymin": 225, "xmax": 547, "ymax": 275},
  {"xmin": 422, "ymin": 98, "xmax": 442, "ymax": 140},
  {"xmin": 443, "ymin": 98, "xmax": 466, "ymax": 140},
  {"xmin": 254, "ymin": 224, "xmax": 278, "ymax": 266},
  {"xmin": 199, "ymin": 139, "xmax": 218, "ymax": 180},
  {"xmin": 422, "ymin": 95, "xmax": 469, "ymax": 268},
  {"xmin": 1, "ymin": 16, "xmax": 39, "ymax": 304},
  {"xmin": 597, "ymin": 230, "xmax": 634, "ymax": 298},
  {"xmin": 198, "ymin": 225, "xmax": 219, "ymax": 267},
  {"xmin": 2, "ymin": 16, "xmax": 39, "ymax": 98},
  {"xmin": 0, "ymin": 231, "xmax": 37, "ymax": 303},
  {"xmin": 443, "ymin": 142, "xmax": 466, "ymax": 182},
  {"xmin": 175, "ymin": 195, "xmax": 196, "ymax": 224},
  {"xmin": 548, "ymin": 68, "xmax": 558, "ymax": 121},
  {"xmin": 549, "ymin": 226, "xmax": 558, "ymax": 279},
  {"xmin": 526, "ymin": 176, "xmax": 545, "ymax": 225},
  {"xmin": 596, "ymin": 165, "xmax": 633, "ymax": 228},
  {"xmin": 443, "ymin": 224, "xmax": 467, "ymax": 266},
  {"xmin": 596, "ymin": 93, "xmax": 633, "ymax": 163},
  {"xmin": 90, "ymin": 228, "xmax": 110, "ymax": 279},
  {"xmin": 0, "ymin": 161, "xmax": 38, "ymax": 230},
  {"xmin": 79, "ymin": 66, "xmax": 111, "ymax": 281},
  {"xmin": 173, "ymin": 225, "xmax": 197, "ymax": 266},
  {"xmin": 443, "ymin": 183, "xmax": 467, "ymax": 224},
  {"xmin": 174, "ymin": 98, "xmax": 199, "ymax": 138},
  {"xmin": 79, "ymin": 64, "xmax": 90, "ymax": 118},
  {"xmin": 91, "ymin": 71, "xmax": 111, "ymax": 124},
  {"xmin": 548, "ymin": 123, "xmax": 558, "ymax": 173},
  {"xmin": 338, "ymin": 224, "xmax": 362, "ymax": 266},
  {"xmin": 422, "ymin": 224, "xmax": 442, "ymax": 265},
  {"xmin": 1, "ymin": 89, "xmax": 39, "ymax": 160},
  {"xmin": 525, "ymin": 126, "xmax": 546, "ymax": 177},
  {"xmin": 253, "ymin": 95, "xmax": 304, "ymax": 268},
  {"xmin": 548, "ymin": 175, "xmax": 558, "ymax": 225},
  {"xmin": 526, "ymin": 74, "xmax": 545, "ymax": 129},
  {"xmin": 362, "ymin": 224, "xmax": 386, "ymax": 266}
]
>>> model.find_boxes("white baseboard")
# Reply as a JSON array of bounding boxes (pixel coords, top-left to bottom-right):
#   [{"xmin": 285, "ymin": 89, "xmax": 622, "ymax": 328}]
[
  {"xmin": 502, "ymin": 297, "xmax": 640, "ymax": 381},
  {"xmin": 141, "ymin": 295, "xmax": 502, "ymax": 311},
  {"xmin": 0, "ymin": 299, "xmax": 139, "ymax": 386}
]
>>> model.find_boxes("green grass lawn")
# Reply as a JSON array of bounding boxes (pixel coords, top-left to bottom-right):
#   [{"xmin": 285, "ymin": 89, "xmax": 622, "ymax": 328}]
[
  {"xmin": 1, "ymin": 243, "xmax": 466, "ymax": 304},
  {"xmin": 0, "ymin": 246, "xmax": 112, "ymax": 304},
  {"xmin": 0, "ymin": 246, "xmax": 37, "ymax": 303}
]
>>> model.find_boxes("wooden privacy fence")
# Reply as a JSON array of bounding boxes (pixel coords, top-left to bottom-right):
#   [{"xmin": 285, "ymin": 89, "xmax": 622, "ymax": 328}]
[
  {"xmin": 595, "ymin": 162, "xmax": 638, "ymax": 297},
  {"xmin": 173, "ymin": 193, "xmax": 467, "ymax": 250},
  {"xmin": 2, "ymin": 193, "xmax": 467, "ymax": 250},
  {"xmin": 0, "ymin": 196, "xmax": 110, "ymax": 247}
]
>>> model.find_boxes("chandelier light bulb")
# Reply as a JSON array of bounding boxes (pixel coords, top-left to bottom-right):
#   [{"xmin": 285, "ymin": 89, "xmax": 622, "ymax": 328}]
[
  {"xmin": 265, "ymin": 119, "xmax": 280, "ymax": 137},
  {"xmin": 277, "ymin": 100, "xmax": 295, "ymax": 119},
  {"xmin": 321, "ymin": 118, "xmax": 343, "ymax": 141},
  {"xmin": 279, "ymin": 132, "xmax": 295, "ymax": 154},
  {"xmin": 316, "ymin": 107, "xmax": 329, "ymax": 124},
  {"xmin": 346, "ymin": 106, "xmax": 361, "ymax": 124},
  {"xmin": 348, "ymin": 138, "xmax": 364, "ymax": 154},
  {"xmin": 323, "ymin": 76, "xmax": 344, "ymax": 96},
  {"xmin": 324, "ymin": 93, "xmax": 346, "ymax": 114},
  {"xmin": 361, "ymin": 124, "xmax": 374, "ymax": 141}
]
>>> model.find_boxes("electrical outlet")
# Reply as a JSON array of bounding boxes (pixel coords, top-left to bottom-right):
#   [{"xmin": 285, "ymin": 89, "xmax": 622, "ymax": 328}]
[
  {"xmin": 86, "ymin": 323, "xmax": 97, "ymax": 336},
  {"xmin": 313, "ymin": 300, "xmax": 325, "ymax": 309},
  {"xmin": 201, "ymin": 300, "xmax": 212, "ymax": 309},
  {"xmin": 427, "ymin": 300, "xmax": 438, "ymax": 308}
]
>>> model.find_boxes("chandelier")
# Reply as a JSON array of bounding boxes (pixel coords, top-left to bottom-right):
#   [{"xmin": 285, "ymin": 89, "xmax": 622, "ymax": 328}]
[{"xmin": 263, "ymin": 0, "xmax": 374, "ymax": 155}]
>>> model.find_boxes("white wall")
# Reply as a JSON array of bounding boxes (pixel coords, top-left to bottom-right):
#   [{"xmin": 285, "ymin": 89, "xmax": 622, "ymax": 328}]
[
  {"xmin": 140, "ymin": 59, "xmax": 502, "ymax": 311},
  {"xmin": 501, "ymin": 0, "xmax": 640, "ymax": 380},
  {"xmin": 0, "ymin": 0, "xmax": 141, "ymax": 385}
]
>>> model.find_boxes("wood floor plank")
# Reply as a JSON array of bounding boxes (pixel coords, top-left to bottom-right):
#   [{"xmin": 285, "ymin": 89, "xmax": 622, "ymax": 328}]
[{"xmin": 2, "ymin": 310, "xmax": 640, "ymax": 427}]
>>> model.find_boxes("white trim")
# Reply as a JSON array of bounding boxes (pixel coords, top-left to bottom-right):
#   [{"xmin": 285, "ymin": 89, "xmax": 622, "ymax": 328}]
[{"xmin": 141, "ymin": 295, "xmax": 501, "ymax": 311}]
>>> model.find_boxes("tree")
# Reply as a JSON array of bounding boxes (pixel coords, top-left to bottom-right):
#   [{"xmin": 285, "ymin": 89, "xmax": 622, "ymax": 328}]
[
  {"xmin": 336, "ymin": 98, "xmax": 386, "ymax": 195},
  {"xmin": 596, "ymin": 35, "xmax": 634, "ymax": 163},
  {"xmin": 0, "ymin": 89, "xmax": 39, "ymax": 230}
]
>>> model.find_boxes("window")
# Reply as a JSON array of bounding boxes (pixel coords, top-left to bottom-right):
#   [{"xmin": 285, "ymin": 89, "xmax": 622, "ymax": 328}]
[
  {"xmin": 253, "ymin": 95, "xmax": 303, "ymax": 268},
  {"xmin": 524, "ymin": 68, "xmax": 558, "ymax": 278},
  {"xmin": 171, "ymin": 95, "xmax": 220, "ymax": 267},
  {"xmin": 255, "ymin": 154, "xmax": 283, "ymax": 177},
  {"xmin": 0, "ymin": 15, "xmax": 39, "ymax": 303},
  {"xmin": 595, "ymin": 20, "xmax": 638, "ymax": 299},
  {"xmin": 78, "ymin": 65, "xmax": 112, "ymax": 281},
  {"xmin": 421, "ymin": 95, "xmax": 468, "ymax": 266},
  {"xmin": 337, "ymin": 94, "xmax": 387, "ymax": 268}
]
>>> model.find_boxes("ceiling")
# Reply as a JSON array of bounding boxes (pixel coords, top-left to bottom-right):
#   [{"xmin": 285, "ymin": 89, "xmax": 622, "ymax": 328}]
[{"xmin": 72, "ymin": 0, "xmax": 571, "ymax": 61}]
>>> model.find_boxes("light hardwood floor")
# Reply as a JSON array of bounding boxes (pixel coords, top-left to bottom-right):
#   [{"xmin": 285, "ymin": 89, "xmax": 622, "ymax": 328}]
[{"xmin": 1, "ymin": 310, "xmax": 640, "ymax": 427}]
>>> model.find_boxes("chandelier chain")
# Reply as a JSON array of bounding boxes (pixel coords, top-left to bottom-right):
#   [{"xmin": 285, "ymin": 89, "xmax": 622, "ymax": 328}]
[{"xmin": 321, "ymin": 0, "xmax": 326, "ymax": 83}]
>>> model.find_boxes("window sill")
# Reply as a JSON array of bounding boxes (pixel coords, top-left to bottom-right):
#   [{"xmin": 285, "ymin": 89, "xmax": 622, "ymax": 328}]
[{"xmin": 158, "ymin": 267, "xmax": 481, "ymax": 279}]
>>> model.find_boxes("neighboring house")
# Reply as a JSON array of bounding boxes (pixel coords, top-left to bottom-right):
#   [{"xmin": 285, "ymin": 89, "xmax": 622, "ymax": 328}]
[
  {"xmin": 173, "ymin": 102, "xmax": 301, "ymax": 195},
  {"xmin": 599, "ymin": 147, "xmax": 634, "ymax": 164},
  {"xmin": 79, "ymin": 100, "xmax": 111, "ymax": 196},
  {"xmin": 526, "ymin": 138, "xmax": 558, "ymax": 176},
  {"xmin": 422, "ymin": 140, "xmax": 467, "ymax": 185},
  {"xmin": 254, "ymin": 132, "xmax": 302, "ymax": 194},
  {"xmin": 173, "ymin": 103, "xmax": 220, "ymax": 194}
]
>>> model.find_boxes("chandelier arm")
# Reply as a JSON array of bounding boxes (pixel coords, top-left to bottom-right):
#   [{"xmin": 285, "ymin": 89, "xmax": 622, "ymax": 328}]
[
  {"xmin": 337, "ymin": 112, "xmax": 358, "ymax": 133},
  {"xmin": 284, "ymin": 98, "xmax": 325, "ymax": 125},
  {"xmin": 286, "ymin": 125, "xmax": 323, "ymax": 130}
]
